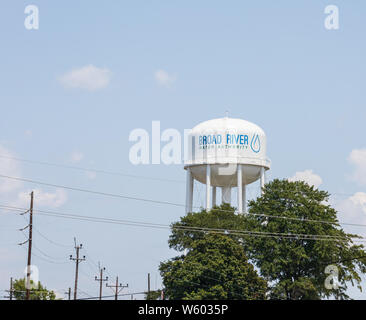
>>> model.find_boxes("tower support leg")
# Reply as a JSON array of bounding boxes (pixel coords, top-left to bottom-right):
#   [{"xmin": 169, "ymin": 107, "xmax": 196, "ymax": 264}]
[
  {"xmin": 212, "ymin": 186, "xmax": 216, "ymax": 208},
  {"xmin": 242, "ymin": 185, "xmax": 247, "ymax": 214},
  {"xmin": 237, "ymin": 164, "xmax": 243, "ymax": 213},
  {"xmin": 185, "ymin": 168, "xmax": 194, "ymax": 214},
  {"xmin": 206, "ymin": 165, "xmax": 211, "ymax": 211}
]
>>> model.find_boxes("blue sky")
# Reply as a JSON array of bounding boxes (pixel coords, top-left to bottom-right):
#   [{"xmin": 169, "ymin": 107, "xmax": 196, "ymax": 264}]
[{"xmin": 0, "ymin": 1, "xmax": 366, "ymax": 299}]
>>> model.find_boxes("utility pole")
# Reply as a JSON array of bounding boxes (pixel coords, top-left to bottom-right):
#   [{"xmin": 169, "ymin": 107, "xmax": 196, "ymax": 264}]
[
  {"xmin": 26, "ymin": 191, "xmax": 34, "ymax": 300},
  {"xmin": 18, "ymin": 192, "xmax": 34, "ymax": 300},
  {"xmin": 4, "ymin": 277, "xmax": 14, "ymax": 300},
  {"xmin": 70, "ymin": 239, "xmax": 85, "ymax": 300},
  {"xmin": 106, "ymin": 276, "xmax": 128, "ymax": 300},
  {"xmin": 65, "ymin": 287, "xmax": 71, "ymax": 300},
  {"xmin": 9, "ymin": 277, "xmax": 14, "ymax": 300},
  {"xmin": 94, "ymin": 265, "xmax": 108, "ymax": 300},
  {"xmin": 147, "ymin": 273, "xmax": 151, "ymax": 300}
]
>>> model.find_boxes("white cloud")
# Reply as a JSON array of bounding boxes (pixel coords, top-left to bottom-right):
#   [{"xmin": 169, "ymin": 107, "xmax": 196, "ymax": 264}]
[
  {"xmin": 0, "ymin": 145, "xmax": 68, "ymax": 209},
  {"xmin": 336, "ymin": 192, "xmax": 366, "ymax": 237},
  {"xmin": 16, "ymin": 188, "xmax": 67, "ymax": 209},
  {"xmin": 348, "ymin": 149, "xmax": 366, "ymax": 185},
  {"xmin": 155, "ymin": 69, "xmax": 176, "ymax": 87},
  {"xmin": 59, "ymin": 65, "xmax": 111, "ymax": 91},
  {"xmin": 338, "ymin": 192, "xmax": 366, "ymax": 219},
  {"xmin": 0, "ymin": 145, "xmax": 22, "ymax": 193},
  {"xmin": 288, "ymin": 169, "xmax": 323, "ymax": 188},
  {"xmin": 70, "ymin": 151, "xmax": 84, "ymax": 163}
]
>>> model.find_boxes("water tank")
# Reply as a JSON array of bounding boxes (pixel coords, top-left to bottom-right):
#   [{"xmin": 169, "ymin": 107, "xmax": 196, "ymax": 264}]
[{"xmin": 184, "ymin": 117, "xmax": 270, "ymax": 213}]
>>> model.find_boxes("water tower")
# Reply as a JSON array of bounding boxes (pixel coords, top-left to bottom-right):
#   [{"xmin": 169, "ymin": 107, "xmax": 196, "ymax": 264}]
[{"xmin": 184, "ymin": 117, "xmax": 270, "ymax": 214}]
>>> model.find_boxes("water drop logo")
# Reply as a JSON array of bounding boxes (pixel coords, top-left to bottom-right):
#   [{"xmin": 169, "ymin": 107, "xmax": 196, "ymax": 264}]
[{"xmin": 250, "ymin": 134, "xmax": 261, "ymax": 153}]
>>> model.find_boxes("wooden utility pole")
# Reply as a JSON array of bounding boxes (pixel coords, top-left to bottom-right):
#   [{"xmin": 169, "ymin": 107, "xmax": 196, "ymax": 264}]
[
  {"xmin": 25, "ymin": 191, "xmax": 34, "ymax": 300},
  {"xmin": 70, "ymin": 239, "xmax": 85, "ymax": 300},
  {"xmin": 65, "ymin": 287, "xmax": 71, "ymax": 300},
  {"xmin": 106, "ymin": 276, "xmax": 128, "ymax": 300},
  {"xmin": 4, "ymin": 277, "xmax": 14, "ymax": 300},
  {"xmin": 147, "ymin": 273, "xmax": 151, "ymax": 300},
  {"xmin": 95, "ymin": 266, "xmax": 108, "ymax": 300},
  {"xmin": 9, "ymin": 277, "xmax": 13, "ymax": 300}
]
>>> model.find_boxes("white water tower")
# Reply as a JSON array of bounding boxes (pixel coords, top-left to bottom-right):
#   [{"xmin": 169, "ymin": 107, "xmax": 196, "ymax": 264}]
[{"xmin": 184, "ymin": 117, "xmax": 270, "ymax": 214}]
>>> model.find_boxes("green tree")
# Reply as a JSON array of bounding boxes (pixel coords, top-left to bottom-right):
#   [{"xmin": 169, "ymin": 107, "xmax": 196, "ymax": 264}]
[
  {"xmin": 168, "ymin": 180, "xmax": 366, "ymax": 300},
  {"xmin": 168, "ymin": 203, "xmax": 242, "ymax": 252},
  {"xmin": 13, "ymin": 278, "xmax": 56, "ymax": 300},
  {"xmin": 160, "ymin": 234, "xmax": 267, "ymax": 300},
  {"xmin": 145, "ymin": 289, "xmax": 163, "ymax": 300},
  {"xmin": 243, "ymin": 179, "xmax": 366, "ymax": 300}
]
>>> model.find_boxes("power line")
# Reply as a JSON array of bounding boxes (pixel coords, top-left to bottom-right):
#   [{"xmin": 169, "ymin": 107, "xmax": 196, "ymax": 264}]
[
  {"xmin": 83, "ymin": 249, "xmax": 100, "ymax": 270},
  {"xmin": 33, "ymin": 226, "xmax": 73, "ymax": 248},
  {"xmin": 32, "ymin": 243, "xmax": 68, "ymax": 262},
  {"xmin": 0, "ymin": 173, "xmax": 186, "ymax": 208},
  {"xmin": 77, "ymin": 289, "xmax": 94, "ymax": 299},
  {"xmin": 84, "ymin": 258, "xmax": 99, "ymax": 275},
  {"xmin": 0, "ymin": 174, "xmax": 363, "ymax": 229},
  {"xmin": 77, "ymin": 291, "xmax": 146, "ymax": 300},
  {"xmin": 0, "ymin": 154, "xmax": 357, "ymax": 197},
  {"xmin": 28, "ymin": 208, "xmax": 366, "ymax": 241},
  {"xmin": 3, "ymin": 204, "xmax": 365, "ymax": 243},
  {"xmin": 0, "ymin": 154, "xmax": 184, "ymax": 184},
  {"xmin": 19, "ymin": 244, "xmax": 67, "ymax": 265},
  {"xmin": 29, "ymin": 210, "xmax": 366, "ymax": 241}
]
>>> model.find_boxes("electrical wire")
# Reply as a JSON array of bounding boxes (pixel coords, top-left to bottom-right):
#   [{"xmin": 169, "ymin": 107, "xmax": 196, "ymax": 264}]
[
  {"xmin": 0, "ymin": 173, "xmax": 186, "ymax": 208},
  {"xmin": 19, "ymin": 245, "xmax": 68, "ymax": 265},
  {"xmin": 1, "ymin": 204, "xmax": 365, "ymax": 243},
  {"xmin": 0, "ymin": 174, "xmax": 364, "ymax": 229},
  {"xmin": 30, "ymin": 211, "xmax": 359, "ymax": 240},
  {"xmin": 5, "ymin": 180, "xmax": 365, "ymax": 299},
  {"xmin": 32, "ymin": 244, "xmax": 68, "ymax": 262},
  {"xmin": 16, "ymin": 211, "xmax": 253, "ymax": 298},
  {"xmin": 33, "ymin": 226, "xmax": 73, "ymax": 248},
  {"xmin": 18, "ymin": 228, "xmax": 68, "ymax": 262},
  {"xmin": 3, "ymin": 204, "xmax": 365, "ymax": 242},
  {"xmin": 0, "ymin": 154, "xmax": 184, "ymax": 184},
  {"xmin": 0, "ymin": 154, "xmax": 356, "ymax": 197},
  {"xmin": 77, "ymin": 289, "xmax": 94, "ymax": 299},
  {"xmin": 8, "ymin": 207, "xmax": 366, "ymax": 299},
  {"xmin": 76, "ymin": 291, "xmax": 146, "ymax": 300}
]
